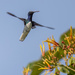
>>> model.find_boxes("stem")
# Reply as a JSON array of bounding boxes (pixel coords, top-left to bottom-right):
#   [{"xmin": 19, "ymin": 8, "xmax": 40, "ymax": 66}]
[{"xmin": 65, "ymin": 65, "xmax": 75, "ymax": 72}]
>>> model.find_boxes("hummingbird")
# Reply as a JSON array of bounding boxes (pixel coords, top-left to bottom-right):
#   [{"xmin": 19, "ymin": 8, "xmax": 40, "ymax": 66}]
[{"xmin": 7, "ymin": 11, "xmax": 54, "ymax": 41}]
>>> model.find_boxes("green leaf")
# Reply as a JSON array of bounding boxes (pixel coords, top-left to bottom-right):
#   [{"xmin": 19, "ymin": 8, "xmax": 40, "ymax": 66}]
[
  {"xmin": 68, "ymin": 65, "xmax": 75, "ymax": 75},
  {"xmin": 26, "ymin": 60, "xmax": 44, "ymax": 75},
  {"xmin": 69, "ymin": 57, "xmax": 75, "ymax": 65},
  {"xmin": 68, "ymin": 72, "xmax": 75, "ymax": 75},
  {"xmin": 73, "ymin": 59, "xmax": 75, "ymax": 64},
  {"xmin": 60, "ymin": 67, "xmax": 69, "ymax": 74},
  {"xmin": 59, "ymin": 65, "xmax": 69, "ymax": 74},
  {"xmin": 69, "ymin": 57, "xmax": 73, "ymax": 65},
  {"xmin": 59, "ymin": 64, "xmax": 75, "ymax": 75}
]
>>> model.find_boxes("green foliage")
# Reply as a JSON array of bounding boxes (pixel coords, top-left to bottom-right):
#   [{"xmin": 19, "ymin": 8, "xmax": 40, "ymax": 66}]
[
  {"xmin": 69, "ymin": 57, "xmax": 75, "ymax": 65},
  {"xmin": 27, "ymin": 60, "xmax": 43, "ymax": 75},
  {"xmin": 69, "ymin": 57, "xmax": 73, "ymax": 65}
]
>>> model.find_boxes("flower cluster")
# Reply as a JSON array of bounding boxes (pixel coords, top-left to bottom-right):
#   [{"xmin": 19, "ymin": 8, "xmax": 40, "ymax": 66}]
[
  {"xmin": 39, "ymin": 36, "xmax": 61, "ymax": 75},
  {"xmin": 64, "ymin": 26, "xmax": 75, "ymax": 57},
  {"xmin": 39, "ymin": 26, "xmax": 75, "ymax": 75}
]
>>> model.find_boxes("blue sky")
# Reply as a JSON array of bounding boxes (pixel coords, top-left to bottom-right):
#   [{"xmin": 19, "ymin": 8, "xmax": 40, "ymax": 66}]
[{"xmin": 0, "ymin": 0, "xmax": 75, "ymax": 75}]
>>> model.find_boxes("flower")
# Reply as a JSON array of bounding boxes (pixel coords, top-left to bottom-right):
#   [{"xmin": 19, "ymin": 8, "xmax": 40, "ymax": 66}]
[
  {"xmin": 43, "ymin": 59, "xmax": 52, "ymax": 68},
  {"xmin": 38, "ymin": 58, "xmax": 52, "ymax": 71},
  {"xmin": 44, "ymin": 36, "xmax": 60, "ymax": 47},
  {"xmin": 40, "ymin": 42, "xmax": 45, "ymax": 57},
  {"xmin": 64, "ymin": 26, "xmax": 75, "ymax": 45},
  {"xmin": 38, "ymin": 67, "xmax": 50, "ymax": 70},
  {"xmin": 47, "ymin": 38, "xmax": 51, "ymax": 51},
  {"xmin": 23, "ymin": 67, "xmax": 31, "ymax": 75},
  {"xmin": 70, "ymin": 26, "xmax": 72, "ymax": 38}
]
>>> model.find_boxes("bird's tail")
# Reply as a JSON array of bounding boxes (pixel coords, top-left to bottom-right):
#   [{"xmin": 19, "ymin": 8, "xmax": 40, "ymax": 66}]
[{"xmin": 19, "ymin": 32, "xmax": 28, "ymax": 41}]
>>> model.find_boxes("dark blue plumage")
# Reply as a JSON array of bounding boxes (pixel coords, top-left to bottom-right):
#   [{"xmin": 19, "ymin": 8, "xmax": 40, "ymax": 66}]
[{"xmin": 28, "ymin": 12, "xmax": 33, "ymax": 21}]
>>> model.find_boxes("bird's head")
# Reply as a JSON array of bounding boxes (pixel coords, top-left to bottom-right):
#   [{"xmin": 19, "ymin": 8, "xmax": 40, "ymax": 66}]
[
  {"xmin": 27, "ymin": 11, "xmax": 39, "ymax": 21},
  {"xmin": 28, "ymin": 11, "xmax": 39, "ymax": 16}
]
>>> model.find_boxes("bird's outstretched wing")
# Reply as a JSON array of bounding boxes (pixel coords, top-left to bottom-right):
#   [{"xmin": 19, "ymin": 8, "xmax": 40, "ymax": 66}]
[
  {"xmin": 33, "ymin": 21, "xmax": 54, "ymax": 29},
  {"xmin": 7, "ymin": 12, "xmax": 26, "ymax": 25}
]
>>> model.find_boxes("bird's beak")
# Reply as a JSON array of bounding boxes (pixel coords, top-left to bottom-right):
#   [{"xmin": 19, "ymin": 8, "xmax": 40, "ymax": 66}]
[
  {"xmin": 32, "ymin": 11, "xmax": 39, "ymax": 13},
  {"xmin": 34, "ymin": 11, "xmax": 39, "ymax": 12}
]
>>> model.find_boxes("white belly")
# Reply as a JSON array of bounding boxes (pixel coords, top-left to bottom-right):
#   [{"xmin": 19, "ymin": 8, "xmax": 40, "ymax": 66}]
[{"xmin": 19, "ymin": 22, "xmax": 32, "ymax": 41}]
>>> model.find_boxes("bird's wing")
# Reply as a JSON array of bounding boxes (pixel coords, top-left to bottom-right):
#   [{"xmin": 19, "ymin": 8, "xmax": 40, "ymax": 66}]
[
  {"xmin": 32, "ymin": 21, "xmax": 54, "ymax": 29},
  {"xmin": 7, "ymin": 12, "xmax": 26, "ymax": 25}
]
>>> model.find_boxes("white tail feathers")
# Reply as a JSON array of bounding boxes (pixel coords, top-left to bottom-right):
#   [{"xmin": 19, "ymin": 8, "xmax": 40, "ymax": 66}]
[
  {"xmin": 19, "ymin": 22, "xmax": 32, "ymax": 41},
  {"xmin": 19, "ymin": 31, "xmax": 29, "ymax": 41}
]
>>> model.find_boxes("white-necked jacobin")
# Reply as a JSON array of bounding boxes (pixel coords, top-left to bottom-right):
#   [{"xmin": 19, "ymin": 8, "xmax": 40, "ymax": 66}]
[{"xmin": 7, "ymin": 11, "xmax": 54, "ymax": 41}]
